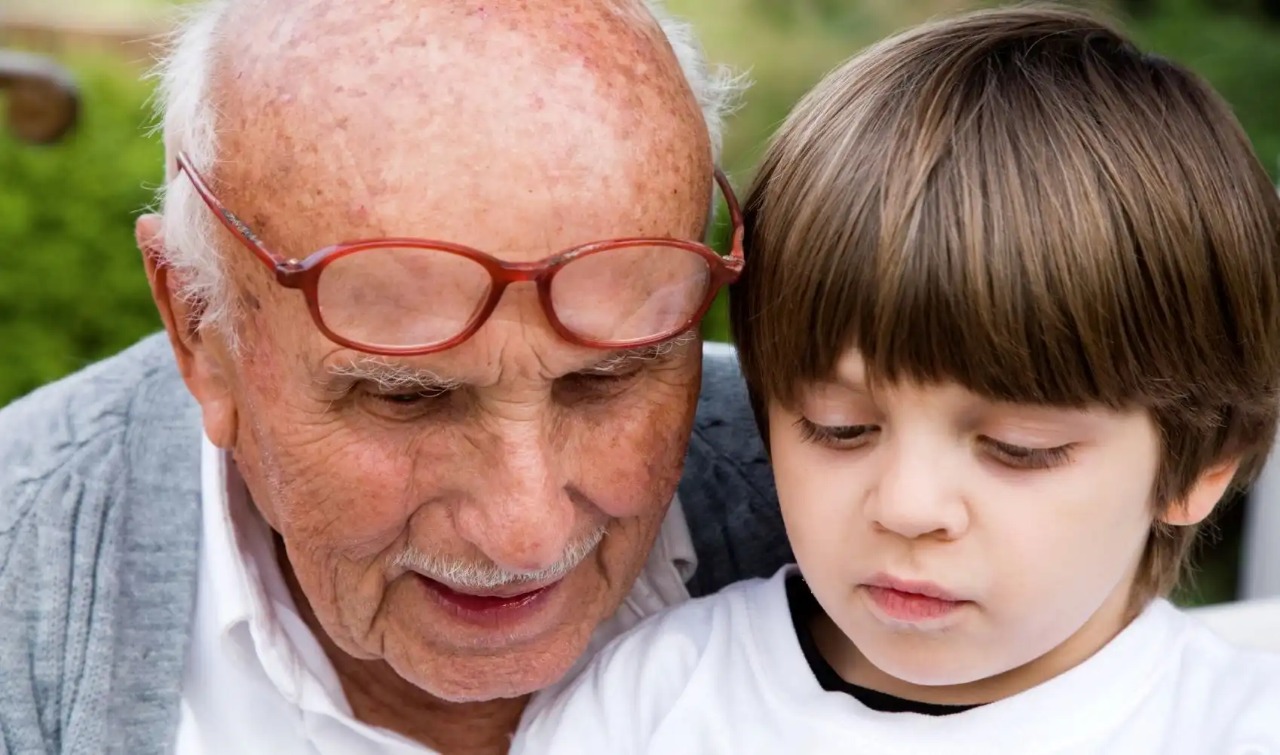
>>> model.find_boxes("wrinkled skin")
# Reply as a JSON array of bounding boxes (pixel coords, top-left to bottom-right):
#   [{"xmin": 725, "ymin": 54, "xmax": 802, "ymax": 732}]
[{"xmin": 139, "ymin": 1, "xmax": 713, "ymax": 751}]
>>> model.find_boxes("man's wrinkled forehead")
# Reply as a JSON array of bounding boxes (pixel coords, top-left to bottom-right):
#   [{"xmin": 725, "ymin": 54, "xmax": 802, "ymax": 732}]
[
  {"xmin": 200, "ymin": 0, "xmax": 715, "ymax": 369},
  {"xmin": 207, "ymin": 0, "xmax": 711, "ymax": 251}
]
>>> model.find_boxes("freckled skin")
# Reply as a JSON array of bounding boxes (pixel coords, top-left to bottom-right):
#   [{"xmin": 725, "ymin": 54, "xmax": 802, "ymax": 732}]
[{"xmin": 145, "ymin": 0, "xmax": 713, "ymax": 752}]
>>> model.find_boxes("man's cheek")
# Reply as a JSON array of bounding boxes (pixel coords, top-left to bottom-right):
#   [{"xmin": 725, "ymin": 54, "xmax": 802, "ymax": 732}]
[
  {"xmin": 575, "ymin": 412, "xmax": 688, "ymax": 519},
  {"xmin": 289, "ymin": 545, "xmax": 386, "ymax": 662},
  {"xmin": 258, "ymin": 430, "xmax": 424, "ymax": 558},
  {"xmin": 279, "ymin": 461, "xmax": 420, "ymax": 551}
]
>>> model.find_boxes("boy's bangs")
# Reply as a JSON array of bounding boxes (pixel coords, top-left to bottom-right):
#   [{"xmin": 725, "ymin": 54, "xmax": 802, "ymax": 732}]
[
  {"xmin": 745, "ymin": 59, "xmax": 1251, "ymax": 412},
  {"xmin": 808, "ymin": 217, "xmax": 1136, "ymax": 409},
  {"xmin": 735, "ymin": 7, "xmax": 1278, "ymax": 436}
]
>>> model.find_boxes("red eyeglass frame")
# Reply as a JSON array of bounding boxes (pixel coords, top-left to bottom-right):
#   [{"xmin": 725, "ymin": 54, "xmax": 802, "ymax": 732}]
[{"xmin": 174, "ymin": 151, "xmax": 745, "ymax": 356}]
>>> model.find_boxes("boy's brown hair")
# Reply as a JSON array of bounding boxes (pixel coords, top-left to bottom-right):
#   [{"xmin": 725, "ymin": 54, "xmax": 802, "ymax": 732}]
[{"xmin": 729, "ymin": 5, "xmax": 1280, "ymax": 603}]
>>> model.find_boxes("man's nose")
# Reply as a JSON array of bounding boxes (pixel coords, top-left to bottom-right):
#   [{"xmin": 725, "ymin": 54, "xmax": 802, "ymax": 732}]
[
  {"xmin": 865, "ymin": 438, "xmax": 968, "ymax": 541},
  {"xmin": 455, "ymin": 422, "xmax": 578, "ymax": 574}
]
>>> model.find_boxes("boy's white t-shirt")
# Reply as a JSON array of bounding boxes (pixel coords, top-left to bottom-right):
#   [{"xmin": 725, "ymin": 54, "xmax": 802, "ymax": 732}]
[{"xmin": 512, "ymin": 566, "xmax": 1280, "ymax": 755}]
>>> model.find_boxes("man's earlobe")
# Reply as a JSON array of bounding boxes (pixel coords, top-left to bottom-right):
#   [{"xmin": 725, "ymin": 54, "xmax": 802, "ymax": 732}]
[
  {"xmin": 1161, "ymin": 458, "xmax": 1241, "ymax": 527},
  {"xmin": 137, "ymin": 213, "xmax": 239, "ymax": 448}
]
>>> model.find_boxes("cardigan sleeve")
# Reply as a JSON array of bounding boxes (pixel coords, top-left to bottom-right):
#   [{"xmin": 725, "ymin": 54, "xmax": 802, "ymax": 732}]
[
  {"xmin": 0, "ymin": 353, "xmax": 136, "ymax": 754},
  {"xmin": 0, "ymin": 334, "xmax": 202, "ymax": 755}
]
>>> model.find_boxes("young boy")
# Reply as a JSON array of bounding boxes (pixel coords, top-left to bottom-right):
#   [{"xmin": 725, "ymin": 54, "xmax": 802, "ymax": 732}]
[{"xmin": 511, "ymin": 6, "xmax": 1280, "ymax": 753}]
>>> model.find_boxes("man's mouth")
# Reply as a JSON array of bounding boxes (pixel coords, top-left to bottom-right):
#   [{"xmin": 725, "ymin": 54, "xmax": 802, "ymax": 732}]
[
  {"xmin": 428, "ymin": 576, "xmax": 560, "ymax": 601},
  {"xmin": 416, "ymin": 575, "xmax": 563, "ymax": 626}
]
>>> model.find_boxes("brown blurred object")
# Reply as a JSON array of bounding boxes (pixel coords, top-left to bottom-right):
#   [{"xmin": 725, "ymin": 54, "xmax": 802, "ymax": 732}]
[{"xmin": 0, "ymin": 50, "xmax": 79, "ymax": 144}]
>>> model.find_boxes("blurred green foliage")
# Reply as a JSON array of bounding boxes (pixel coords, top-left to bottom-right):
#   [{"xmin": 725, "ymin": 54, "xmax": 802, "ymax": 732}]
[
  {"xmin": 3, "ymin": 0, "xmax": 1280, "ymax": 409},
  {"xmin": 0, "ymin": 55, "xmax": 163, "ymax": 404}
]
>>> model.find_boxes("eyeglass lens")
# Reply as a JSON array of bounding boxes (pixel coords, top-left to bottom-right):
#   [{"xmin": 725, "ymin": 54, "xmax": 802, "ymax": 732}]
[{"xmin": 314, "ymin": 244, "xmax": 712, "ymax": 350}]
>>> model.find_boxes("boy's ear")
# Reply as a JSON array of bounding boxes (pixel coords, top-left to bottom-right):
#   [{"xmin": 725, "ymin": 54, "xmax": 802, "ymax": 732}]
[
  {"xmin": 1159, "ymin": 458, "xmax": 1241, "ymax": 527},
  {"xmin": 137, "ymin": 213, "xmax": 239, "ymax": 449}
]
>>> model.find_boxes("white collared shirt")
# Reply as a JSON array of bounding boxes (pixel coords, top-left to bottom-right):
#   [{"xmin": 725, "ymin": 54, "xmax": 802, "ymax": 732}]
[{"xmin": 175, "ymin": 436, "xmax": 698, "ymax": 754}]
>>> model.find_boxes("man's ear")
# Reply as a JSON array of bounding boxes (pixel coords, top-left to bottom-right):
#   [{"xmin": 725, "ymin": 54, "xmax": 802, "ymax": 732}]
[
  {"xmin": 138, "ymin": 213, "xmax": 239, "ymax": 448},
  {"xmin": 1159, "ymin": 457, "xmax": 1241, "ymax": 527}
]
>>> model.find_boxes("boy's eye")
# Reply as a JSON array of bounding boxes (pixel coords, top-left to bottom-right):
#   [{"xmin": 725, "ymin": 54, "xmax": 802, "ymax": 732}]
[
  {"xmin": 795, "ymin": 418, "xmax": 876, "ymax": 448},
  {"xmin": 982, "ymin": 438, "xmax": 1074, "ymax": 470}
]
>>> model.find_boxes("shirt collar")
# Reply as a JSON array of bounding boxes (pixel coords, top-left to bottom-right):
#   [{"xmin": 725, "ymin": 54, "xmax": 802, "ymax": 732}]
[
  {"xmin": 656, "ymin": 488, "xmax": 699, "ymax": 584},
  {"xmin": 199, "ymin": 434, "xmax": 281, "ymax": 653}
]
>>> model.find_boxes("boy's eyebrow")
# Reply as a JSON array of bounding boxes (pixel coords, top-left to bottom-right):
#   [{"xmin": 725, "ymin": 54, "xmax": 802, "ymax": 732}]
[{"xmin": 321, "ymin": 356, "xmax": 463, "ymax": 393}]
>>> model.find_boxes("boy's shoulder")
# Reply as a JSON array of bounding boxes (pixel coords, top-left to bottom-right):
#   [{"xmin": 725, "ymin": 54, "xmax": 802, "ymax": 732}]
[
  {"xmin": 1161, "ymin": 603, "xmax": 1280, "ymax": 747},
  {"xmin": 580, "ymin": 568, "xmax": 786, "ymax": 692},
  {"xmin": 514, "ymin": 570, "xmax": 792, "ymax": 754}
]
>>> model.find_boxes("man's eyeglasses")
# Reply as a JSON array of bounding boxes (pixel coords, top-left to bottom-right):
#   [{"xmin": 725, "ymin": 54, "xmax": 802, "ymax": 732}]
[{"xmin": 174, "ymin": 152, "xmax": 745, "ymax": 356}]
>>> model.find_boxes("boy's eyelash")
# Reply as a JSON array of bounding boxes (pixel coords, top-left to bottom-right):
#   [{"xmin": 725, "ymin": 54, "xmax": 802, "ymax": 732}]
[
  {"xmin": 795, "ymin": 418, "xmax": 1074, "ymax": 469},
  {"xmin": 983, "ymin": 438, "xmax": 1075, "ymax": 470},
  {"xmin": 794, "ymin": 418, "xmax": 874, "ymax": 446}
]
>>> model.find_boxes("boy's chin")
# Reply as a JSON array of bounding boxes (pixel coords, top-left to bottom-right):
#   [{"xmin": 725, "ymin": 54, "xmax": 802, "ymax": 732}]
[{"xmin": 854, "ymin": 631, "xmax": 1025, "ymax": 693}]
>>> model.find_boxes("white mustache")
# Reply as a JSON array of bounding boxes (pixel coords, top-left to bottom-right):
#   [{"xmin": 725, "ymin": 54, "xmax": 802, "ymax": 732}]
[{"xmin": 392, "ymin": 525, "xmax": 607, "ymax": 591}]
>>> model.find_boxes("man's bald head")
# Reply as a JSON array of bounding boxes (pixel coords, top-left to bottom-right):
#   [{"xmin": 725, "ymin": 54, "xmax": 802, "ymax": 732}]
[{"xmin": 151, "ymin": 0, "xmax": 737, "ymax": 330}]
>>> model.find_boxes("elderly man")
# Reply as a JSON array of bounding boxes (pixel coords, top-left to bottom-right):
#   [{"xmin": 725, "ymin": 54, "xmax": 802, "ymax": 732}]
[{"xmin": 0, "ymin": 1, "xmax": 789, "ymax": 753}]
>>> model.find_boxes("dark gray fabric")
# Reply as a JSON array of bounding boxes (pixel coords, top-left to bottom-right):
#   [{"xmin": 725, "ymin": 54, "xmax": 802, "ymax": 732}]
[
  {"xmin": 0, "ymin": 333, "xmax": 786, "ymax": 753},
  {"xmin": 681, "ymin": 345, "xmax": 791, "ymax": 597}
]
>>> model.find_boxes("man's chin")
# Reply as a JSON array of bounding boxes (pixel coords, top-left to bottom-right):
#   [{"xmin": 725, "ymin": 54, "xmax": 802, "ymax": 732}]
[
  {"xmin": 383, "ymin": 577, "xmax": 605, "ymax": 702},
  {"xmin": 398, "ymin": 633, "xmax": 589, "ymax": 704}
]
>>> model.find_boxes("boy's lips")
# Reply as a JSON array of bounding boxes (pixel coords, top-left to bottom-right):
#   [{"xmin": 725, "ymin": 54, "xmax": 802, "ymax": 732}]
[
  {"xmin": 863, "ymin": 574, "xmax": 963, "ymax": 602},
  {"xmin": 861, "ymin": 573, "xmax": 971, "ymax": 624}
]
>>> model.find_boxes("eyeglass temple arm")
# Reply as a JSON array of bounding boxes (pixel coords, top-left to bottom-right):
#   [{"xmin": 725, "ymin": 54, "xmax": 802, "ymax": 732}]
[
  {"xmin": 714, "ymin": 168, "xmax": 746, "ymax": 266},
  {"xmin": 174, "ymin": 150, "xmax": 290, "ymax": 271}
]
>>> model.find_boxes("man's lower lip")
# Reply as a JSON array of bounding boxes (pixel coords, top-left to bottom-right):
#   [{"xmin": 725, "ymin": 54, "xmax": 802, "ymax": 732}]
[
  {"xmin": 417, "ymin": 576, "xmax": 560, "ymax": 627},
  {"xmin": 864, "ymin": 585, "xmax": 965, "ymax": 623}
]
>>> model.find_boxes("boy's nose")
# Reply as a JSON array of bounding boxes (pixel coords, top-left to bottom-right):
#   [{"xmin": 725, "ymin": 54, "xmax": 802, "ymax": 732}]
[{"xmin": 866, "ymin": 442, "xmax": 968, "ymax": 541}]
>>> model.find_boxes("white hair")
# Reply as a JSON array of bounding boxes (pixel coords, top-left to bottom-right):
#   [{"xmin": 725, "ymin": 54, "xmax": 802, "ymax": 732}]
[
  {"xmin": 149, "ymin": 0, "xmax": 743, "ymax": 334},
  {"xmin": 326, "ymin": 330, "xmax": 696, "ymax": 394}
]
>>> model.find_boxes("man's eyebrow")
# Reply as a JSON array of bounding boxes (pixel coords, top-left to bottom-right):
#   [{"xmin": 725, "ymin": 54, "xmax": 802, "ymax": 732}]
[
  {"xmin": 585, "ymin": 331, "xmax": 697, "ymax": 373},
  {"xmin": 322, "ymin": 356, "xmax": 463, "ymax": 392}
]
